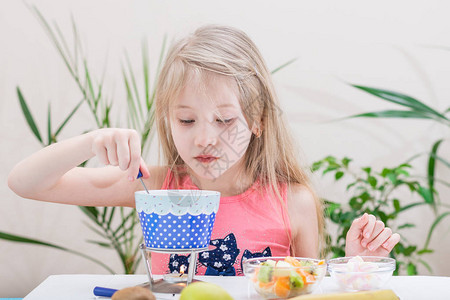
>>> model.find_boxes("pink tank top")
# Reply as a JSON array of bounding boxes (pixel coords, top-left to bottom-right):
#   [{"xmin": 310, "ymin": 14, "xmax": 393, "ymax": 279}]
[{"xmin": 149, "ymin": 168, "xmax": 291, "ymax": 276}]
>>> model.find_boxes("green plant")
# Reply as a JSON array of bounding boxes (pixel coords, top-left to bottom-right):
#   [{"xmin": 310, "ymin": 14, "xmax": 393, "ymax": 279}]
[
  {"xmin": 313, "ymin": 156, "xmax": 441, "ymax": 275},
  {"xmin": 2, "ymin": 5, "xmax": 166, "ymax": 274},
  {"xmin": 346, "ymin": 85, "xmax": 450, "ymax": 209},
  {"xmin": 317, "ymin": 83, "xmax": 450, "ymax": 275},
  {"xmin": 346, "ymin": 85, "xmax": 450, "ymax": 248}
]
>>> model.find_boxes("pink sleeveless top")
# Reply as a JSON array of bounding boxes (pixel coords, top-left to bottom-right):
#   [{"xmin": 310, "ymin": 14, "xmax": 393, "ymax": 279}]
[{"xmin": 149, "ymin": 168, "xmax": 292, "ymax": 276}]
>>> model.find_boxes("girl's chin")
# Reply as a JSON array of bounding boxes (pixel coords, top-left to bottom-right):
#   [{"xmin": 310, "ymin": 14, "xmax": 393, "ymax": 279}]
[
  {"xmin": 187, "ymin": 162, "xmax": 232, "ymax": 182},
  {"xmin": 186, "ymin": 157, "xmax": 242, "ymax": 182},
  {"xmin": 191, "ymin": 167, "xmax": 226, "ymax": 181}
]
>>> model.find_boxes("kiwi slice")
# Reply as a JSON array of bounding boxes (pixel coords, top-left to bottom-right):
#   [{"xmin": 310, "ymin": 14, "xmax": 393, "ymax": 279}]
[
  {"xmin": 289, "ymin": 271, "xmax": 304, "ymax": 289},
  {"xmin": 258, "ymin": 265, "xmax": 273, "ymax": 283}
]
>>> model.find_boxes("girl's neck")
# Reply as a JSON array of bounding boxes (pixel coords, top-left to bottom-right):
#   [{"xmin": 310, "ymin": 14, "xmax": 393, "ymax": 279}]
[{"xmin": 187, "ymin": 160, "xmax": 254, "ymax": 197}]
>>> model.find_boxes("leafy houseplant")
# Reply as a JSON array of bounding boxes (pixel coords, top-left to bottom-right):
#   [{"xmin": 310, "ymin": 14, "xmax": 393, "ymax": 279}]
[
  {"xmin": 2, "ymin": 5, "xmax": 166, "ymax": 274},
  {"xmin": 316, "ymin": 83, "xmax": 450, "ymax": 275},
  {"xmin": 313, "ymin": 156, "xmax": 441, "ymax": 275},
  {"xmin": 346, "ymin": 85, "xmax": 450, "ymax": 209}
]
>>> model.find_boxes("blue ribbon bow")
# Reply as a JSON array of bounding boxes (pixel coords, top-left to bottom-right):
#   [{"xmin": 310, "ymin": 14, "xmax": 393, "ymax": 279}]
[{"xmin": 205, "ymin": 265, "xmax": 236, "ymax": 276}]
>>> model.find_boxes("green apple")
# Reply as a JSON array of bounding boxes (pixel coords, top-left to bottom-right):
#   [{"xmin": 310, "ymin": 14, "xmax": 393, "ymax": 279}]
[{"xmin": 180, "ymin": 282, "xmax": 234, "ymax": 300}]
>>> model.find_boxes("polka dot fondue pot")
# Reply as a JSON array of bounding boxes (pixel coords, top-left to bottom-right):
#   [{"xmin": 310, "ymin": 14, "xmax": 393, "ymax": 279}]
[{"xmin": 136, "ymin": 190, "xmax": 220, "ymax": 250}]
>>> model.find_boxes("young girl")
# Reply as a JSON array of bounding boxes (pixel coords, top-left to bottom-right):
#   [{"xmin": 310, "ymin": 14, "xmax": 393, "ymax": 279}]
[{"xmin": 8, "ymin": 25, "xmax": 399, "ymax": 276}]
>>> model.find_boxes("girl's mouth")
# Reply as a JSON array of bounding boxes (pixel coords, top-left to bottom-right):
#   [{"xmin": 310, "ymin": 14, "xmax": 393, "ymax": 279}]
[{"xmin": 195, "ymin": 155, "xmax": 219, "ymax": 164}]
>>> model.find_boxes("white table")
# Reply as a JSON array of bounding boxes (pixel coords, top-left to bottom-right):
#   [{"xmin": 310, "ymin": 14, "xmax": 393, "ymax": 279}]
[{"xmin": 24, "ymin": 274, "xmax": 450, "ymax": 300}]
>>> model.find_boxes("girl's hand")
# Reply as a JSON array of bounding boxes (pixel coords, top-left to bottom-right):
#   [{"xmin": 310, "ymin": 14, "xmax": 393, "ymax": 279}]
[
  {"xmin": 345, "ymin": 213, "xmax": 400, "ymax": 257},
  {"xmin": 91, "ymin": 128, "xmax": 150, "ymax": 181}
]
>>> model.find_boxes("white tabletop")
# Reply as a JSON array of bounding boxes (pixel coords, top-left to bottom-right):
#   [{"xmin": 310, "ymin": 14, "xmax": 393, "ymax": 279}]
[{"xmin": 24, "ymin": 274, "xmax": 450, "ymax": 300}]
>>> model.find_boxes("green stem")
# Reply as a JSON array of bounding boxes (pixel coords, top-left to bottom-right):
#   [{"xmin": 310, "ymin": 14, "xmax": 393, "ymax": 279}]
[{"xmin": 64, "ymin": 247, "xmax": 115, "ymax": 274}]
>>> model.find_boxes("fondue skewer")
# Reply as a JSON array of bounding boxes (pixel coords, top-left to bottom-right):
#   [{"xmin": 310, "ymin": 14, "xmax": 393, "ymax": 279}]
[{"xmin": 137, "ymin": 170, "xmax": 149, "ymax": 194}]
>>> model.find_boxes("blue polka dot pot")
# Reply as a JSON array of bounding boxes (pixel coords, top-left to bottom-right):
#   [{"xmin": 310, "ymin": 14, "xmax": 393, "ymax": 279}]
[{"xmin": 136, "ymin": 190, "xmax": 220, "ymax": 250}]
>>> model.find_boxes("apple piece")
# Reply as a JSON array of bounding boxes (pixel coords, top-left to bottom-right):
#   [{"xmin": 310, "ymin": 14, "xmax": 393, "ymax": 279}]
[
  {"xmin": 273, "ymin": 261, "xmax": 293, "ymax": 277},
  {"xmin": 180, "ymin": 282, "xmax": 233, "ymax": 300}
]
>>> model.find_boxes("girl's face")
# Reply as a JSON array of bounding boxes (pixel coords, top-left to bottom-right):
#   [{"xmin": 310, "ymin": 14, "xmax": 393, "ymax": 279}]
[{"xmin": 170, "ymin": 73, "xmax": 253, "ymax": 181}]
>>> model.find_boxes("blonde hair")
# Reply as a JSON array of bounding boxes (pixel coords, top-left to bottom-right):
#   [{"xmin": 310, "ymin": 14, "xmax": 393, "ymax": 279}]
[{"xmin": 155, "ymin": 24, "xmax": 324, "ymax": 257}]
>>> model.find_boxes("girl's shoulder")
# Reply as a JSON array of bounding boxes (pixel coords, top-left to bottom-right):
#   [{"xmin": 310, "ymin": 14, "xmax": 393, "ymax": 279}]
[{"xmin": 286, "ymin": 183, "xmax": 316, "ymax": 212}]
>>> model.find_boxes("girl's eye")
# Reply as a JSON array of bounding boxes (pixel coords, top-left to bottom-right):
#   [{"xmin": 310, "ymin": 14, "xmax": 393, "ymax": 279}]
[
  {"xmin": 216, "ymin": 118, "xmax": 235, "ymax": 124},
  {"xmin": 179, "ymin": 119, "xmax": 195, "ymax": 125}
]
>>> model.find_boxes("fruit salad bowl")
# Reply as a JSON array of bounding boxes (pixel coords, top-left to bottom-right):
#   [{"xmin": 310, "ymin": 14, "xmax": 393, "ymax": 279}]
[
  {"xmin": 327, "ymin": 256, "xmax": 395, "ymax": 291},
  {"xmin": 243, "ymin": 256, "xmax": 326, "ymax": 299}
]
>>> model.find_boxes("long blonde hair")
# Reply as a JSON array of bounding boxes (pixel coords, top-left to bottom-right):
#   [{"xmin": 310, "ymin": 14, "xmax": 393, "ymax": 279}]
[{"xmin": 155, "ymin": 24, "xmax": 324, "ymax": 256}]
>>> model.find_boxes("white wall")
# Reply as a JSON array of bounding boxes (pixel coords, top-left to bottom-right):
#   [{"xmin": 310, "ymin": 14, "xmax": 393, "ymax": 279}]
[{"xmin": 1, "ymin": 0, "xmax": 449, "ymax": 297}]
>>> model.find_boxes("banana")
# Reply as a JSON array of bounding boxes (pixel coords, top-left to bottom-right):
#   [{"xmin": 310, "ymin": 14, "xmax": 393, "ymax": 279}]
[{"xmin": 290, "ymin": 289, "xmax": 398, "ymax": 300}]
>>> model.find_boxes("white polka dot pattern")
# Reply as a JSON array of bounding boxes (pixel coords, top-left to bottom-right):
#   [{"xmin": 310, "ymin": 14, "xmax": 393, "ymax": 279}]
[
  {"xmin": 135, "ymin": 190, "xmax": 220, "ymax": 249},
  {"xmin": 139, "ymin": 212, "xmax": 216, "ymax": 249}
]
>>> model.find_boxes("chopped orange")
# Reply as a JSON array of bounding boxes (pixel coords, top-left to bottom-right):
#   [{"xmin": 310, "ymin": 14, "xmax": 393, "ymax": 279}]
[
  {"xmin": 284, "ymin": 256, "xmax": 301, "ymax": 267},
  {"xmin": 274, "ymin": 276, "xmax": 290, "ymax": 298},
  {"xmin": 295, "ymin": 268, "xmax": 306, "ymax": 283},
  {"xmin": 252, "ymin": 268, "xmax": 260, "ymax": 283},
  {"xmin": 259, "ymin": 280, "xmax": 275, "ymax": 289},
  {"xmin": 305, "ymin": 274, "xmax": 315, "ymax": 284},
  {"xmin": 318, "ymin": 260, "xmax": 325, "ymax": 265},
  {"xmin": 296, "ymin": 269, "xmax": 315, "ymax": 284}
]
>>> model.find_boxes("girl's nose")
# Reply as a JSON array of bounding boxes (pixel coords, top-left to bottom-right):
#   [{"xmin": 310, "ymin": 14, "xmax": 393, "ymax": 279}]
[{"xmin": 194, "ymin": 124, "xmax": 218, "ymax": 148}]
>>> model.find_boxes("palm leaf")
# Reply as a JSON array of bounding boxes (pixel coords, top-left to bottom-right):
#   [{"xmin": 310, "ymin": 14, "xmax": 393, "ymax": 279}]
[
  {"xmin": 71, "ymin": 14, "xmax": 80, "ymax": 74},
  {"xmin": 142, "ymin": 38, "xmax": 167, "ymax": 154},
  {"xmin": 82, "ymin": 221, "xmax": 109, "ymax": 239},
  {"xmin": 17, "ymin": 87, "xmax": 43, "ymax": 144},
  {"xmin": 125, "ymin": 51, "xmax": 144, "ymax": 121},
  {"xmin": 346, "ymin": 110, "xmax": 436, "ymax": 120},
  {"xmin": 123, "ymin": 65, "xmax": 140, "ymax": 130},
  {"xmin": 79, "ymin": 206, "xmax": 100, "ymax": 225},
  {"xmin": 392, "ymin": 202, "xmax": 427, "ymax": 216},
  {"xmin": 418, "ymin": 258, "xmax": 433, "ymax": 273},
  {"xmin": 271, "ymin": 58, "xmax": 298, "ymax": 74},
  {"xmin": 30, "ymin": 6, "xmax": 77, "ymax": 82},
  {"xmin": 427, "ymin": 140, "xmax": 443, "ymax": 211},
  {"xmin": 352, "ymin": 85, "xmax": 449, "ymax": 122},
  {"xmin": 53, "ymin": 21, "xmax": 75, "ymax": 70},
  {"xmin": 86, "ymin": 240, "xmax": 113, "ymax": 248},
  {"xmin": 54, "ymin": 99, "xmax": 84, "ymax": 137},
  {"xmin": 101, "ymin": 207, "xmax": 109, "ymax": 225},
  {"xmin": 435, "ymin": 155, "xmax": 450, "ymax": 168},
  {"xmin": 32, "ymin": 6, "xmax": 104, "ymax": 129},
  {"xmin": 423, "ymin": 211, "xmax": 450, "ymax": 249},
  {"xmin": 106, "ymin": 207, "xmax": 116, "ymax": 230},
  {"xmin": 150, "ymin": 35, "xmax": 167, "ymax": 107},
  {"xmin": 142, "ymin": 39, "xmax": 150, "ymax": 108},
  {"xmin": 47, "ymin": 103, "xmax": 52, "ymax": 145},
  {"xmin": 112, "ymin": 209, "xmax": 136, "ymax": 237},
  {"xmin": 0, "ymin": 231, "xmax": 114, "ymax": 273},
  {"xmin": 84, "ymin": 59, "xmax": 97, "ymax": 110}
]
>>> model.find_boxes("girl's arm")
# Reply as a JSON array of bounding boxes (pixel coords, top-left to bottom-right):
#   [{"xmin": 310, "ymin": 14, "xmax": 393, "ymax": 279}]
[
  {"xmin": 287, "ymin": 184, "xmax": 320, "ymax": 258},
  {"xmin": 8, "ymin": 128, "xmax": 157, "ymax": 207}
]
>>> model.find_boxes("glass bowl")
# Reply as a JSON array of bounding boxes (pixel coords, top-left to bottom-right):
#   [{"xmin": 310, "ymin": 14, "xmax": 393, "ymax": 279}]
[
  {"xmin": 327, "ymin": 256, "xmax": 395, "ymax": 291},
  {"xmin": 243, "ymin": 256, "xmax": 326, "ymax": 299}
]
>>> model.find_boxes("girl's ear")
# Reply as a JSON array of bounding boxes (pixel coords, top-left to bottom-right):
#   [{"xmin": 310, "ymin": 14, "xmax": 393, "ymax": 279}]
[{"xmin": 251, "ymin": 122, "xmax": 263, "ymax": 138}]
